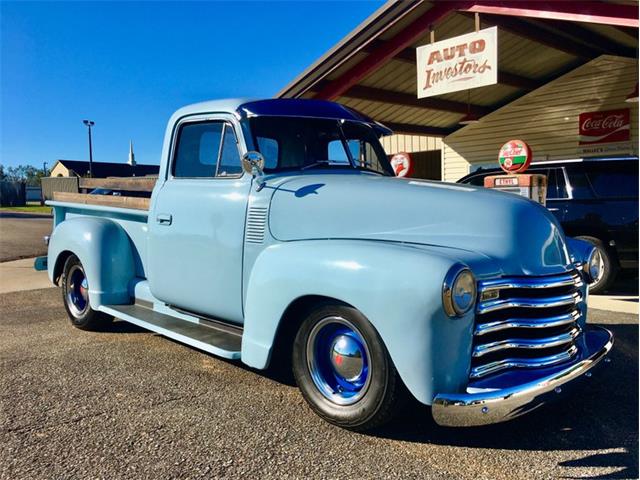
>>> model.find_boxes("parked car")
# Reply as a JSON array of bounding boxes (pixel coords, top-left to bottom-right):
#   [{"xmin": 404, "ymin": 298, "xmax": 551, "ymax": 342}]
[
  {"xmin": 38, "ymin": 99, "xmax": 613, "ymax": 431},
  {"xmin": 458, "ymin": 157, "xmax": 639, "ymax": 293},
  {"xmin": 89, "ymin": 187, "xmax": 151, "ymax": 198}
]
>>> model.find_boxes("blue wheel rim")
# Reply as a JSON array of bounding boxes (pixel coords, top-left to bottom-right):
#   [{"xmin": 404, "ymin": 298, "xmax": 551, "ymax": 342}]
[
  {"xmin": 306, "ymin": 316, "xmax": 371, "ymax": 405},
  {"xmin": 66, "ymin": 265, "xmax": 89, "ymax": 317}
]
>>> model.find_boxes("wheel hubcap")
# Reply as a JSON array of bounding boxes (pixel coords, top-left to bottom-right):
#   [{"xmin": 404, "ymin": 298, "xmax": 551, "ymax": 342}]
[
  {"xmin": 66, "ymin": 265, "xmax": 89, "ymax": 317},
  {"xmin": 306, "ymin": 316, "xmax": 371, "ymax": 405},
  {"xmin": 330, "ymin": 334, "xmax": 364, "ymax": 382}
]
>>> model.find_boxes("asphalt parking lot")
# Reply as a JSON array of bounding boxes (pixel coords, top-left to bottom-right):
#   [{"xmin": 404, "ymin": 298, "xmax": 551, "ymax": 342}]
[
  {"xmin": 0, "ymin": 212, "xmax": 52, "ymax": 262},
  {"xmin": 0, "ymin": 287, "xmax": 637, "ymax": 479}
]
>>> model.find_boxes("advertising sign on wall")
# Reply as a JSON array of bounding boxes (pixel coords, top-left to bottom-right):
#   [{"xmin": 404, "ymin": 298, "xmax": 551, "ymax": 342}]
[
  {"xmin": 390, "ymin": 152, "xmax": 413, "ymax": 177},
  {"xmin": 579, "ymin": 109, "xmax": 630, "ymax": 145},
  {"xmin": 578, "ymin": 108, "xmax": 631, "ymax": 156},
  {"xmin": 416, "ymin": 27, "xmax": 498, "ymax": 99}
]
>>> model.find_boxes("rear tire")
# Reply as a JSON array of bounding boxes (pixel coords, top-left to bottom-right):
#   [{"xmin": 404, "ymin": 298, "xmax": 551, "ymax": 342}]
[
  {"xmin": 292, "ymin": 302, "xmax": 405, "ymax": 431},
  {"xmin": 576, "ymin": 236, "xmax": 616, "ymax": 294},
  {"xmin": 61, "ymin": 255, "xmax": 112, "ymax": 331}
]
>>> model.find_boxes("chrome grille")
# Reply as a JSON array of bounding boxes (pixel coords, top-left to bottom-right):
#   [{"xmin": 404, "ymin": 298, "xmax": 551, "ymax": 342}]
[{"xmin": 471, "ymin": 271, "xmax": 584, "ymax": 379}]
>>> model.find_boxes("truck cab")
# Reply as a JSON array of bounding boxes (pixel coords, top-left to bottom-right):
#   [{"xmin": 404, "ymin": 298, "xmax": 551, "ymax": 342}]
[{"xmin": 43, "ymin": 98, "xmax": 613, "ymax": 431}]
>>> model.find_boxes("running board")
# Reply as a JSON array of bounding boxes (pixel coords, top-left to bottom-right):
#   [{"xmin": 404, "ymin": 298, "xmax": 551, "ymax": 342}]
[{"xmin": 99, "ymin": 303, "xmax": 242, "ymax": 359}]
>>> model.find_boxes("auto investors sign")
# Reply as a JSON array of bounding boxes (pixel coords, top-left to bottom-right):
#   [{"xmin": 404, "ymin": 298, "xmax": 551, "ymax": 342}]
[{"xmin": 416, "ymin": 27, "xmax": 498, "ymax": 98}]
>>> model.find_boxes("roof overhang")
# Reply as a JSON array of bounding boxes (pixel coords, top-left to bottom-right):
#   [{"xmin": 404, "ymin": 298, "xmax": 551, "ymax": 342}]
[{"xmin": 278, "ymin": 0, "xmax": 639, "ymax": 137}]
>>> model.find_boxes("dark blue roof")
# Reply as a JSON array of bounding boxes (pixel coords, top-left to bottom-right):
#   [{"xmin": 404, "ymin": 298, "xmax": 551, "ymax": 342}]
[{"xmin": 237, "ymin": 99, "xmax": 392, "ymax": 135}]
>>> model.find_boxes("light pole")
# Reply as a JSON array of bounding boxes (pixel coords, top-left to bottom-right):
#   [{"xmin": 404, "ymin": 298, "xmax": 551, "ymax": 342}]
[{"xmin": 83, "ymin": 120, "xmax": 95, "ymax": 177}]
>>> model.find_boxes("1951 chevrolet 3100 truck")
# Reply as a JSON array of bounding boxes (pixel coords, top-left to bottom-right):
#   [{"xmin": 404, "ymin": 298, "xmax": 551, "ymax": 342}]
[{"xmin": 41, "ymin": 98, "xmax": 613, "ymax": 430}]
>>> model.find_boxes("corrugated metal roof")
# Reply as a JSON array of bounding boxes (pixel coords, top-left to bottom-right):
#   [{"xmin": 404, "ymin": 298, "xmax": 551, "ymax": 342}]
[{"xmin": 279, "ymin": 0, "xmax": 638, "ymax": 135}]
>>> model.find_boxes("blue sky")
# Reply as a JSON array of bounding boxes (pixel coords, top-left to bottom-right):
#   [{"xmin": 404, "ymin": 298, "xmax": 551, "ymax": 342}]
[{"xmin": 1, "ymin": 1, "xmax": 383, "ymax": 169}]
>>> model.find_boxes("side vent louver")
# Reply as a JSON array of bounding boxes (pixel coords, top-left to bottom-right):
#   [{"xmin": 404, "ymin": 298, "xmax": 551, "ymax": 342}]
[{"xmin": 246, "ymin": 207, "xmax": 268, "ymax": 244}]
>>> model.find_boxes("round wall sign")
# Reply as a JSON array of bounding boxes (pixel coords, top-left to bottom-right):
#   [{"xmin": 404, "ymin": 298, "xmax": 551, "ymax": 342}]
[
  {"xmin": 390, "ymin": 152, "xmax": 413, "ymax": 177},
  {"xmin": 498, "ymin": 140, "xmax": 532, "ymax": 174}
]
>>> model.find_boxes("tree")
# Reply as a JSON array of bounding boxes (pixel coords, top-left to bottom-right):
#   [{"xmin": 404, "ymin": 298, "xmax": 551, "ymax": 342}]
[{"xmin": 0, "ymin": 164, "xmax": 49, "ymax": 186}]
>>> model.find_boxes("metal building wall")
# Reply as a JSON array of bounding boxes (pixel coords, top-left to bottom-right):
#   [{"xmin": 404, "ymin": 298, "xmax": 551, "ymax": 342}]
[
  {"xmin": 441, "ymin": 56, "xmax": 639, "ymax": 182},
  {"xmin": 381, "ymin": 134, "xmax": 442, "ymax": 155}
]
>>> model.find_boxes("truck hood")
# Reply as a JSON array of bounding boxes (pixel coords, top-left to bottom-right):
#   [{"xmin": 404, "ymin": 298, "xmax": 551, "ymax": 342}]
[{"xmin": 267, "ymin": 172, "xmax": 572, "ymax": 277}]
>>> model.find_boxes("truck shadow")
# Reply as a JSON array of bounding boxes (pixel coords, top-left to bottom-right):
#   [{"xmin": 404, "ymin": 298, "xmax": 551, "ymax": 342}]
[
  {"xmin": 106, "ymin": 319, "xmax": 637, "ymax": 478},
  {"xmin": 369, "ymin": 322, "xmax": 638, "ymax": 479}
]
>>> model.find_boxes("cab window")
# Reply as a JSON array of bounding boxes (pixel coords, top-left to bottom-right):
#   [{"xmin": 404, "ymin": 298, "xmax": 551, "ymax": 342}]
[{"xmin": 173, "ymin": 121, "xmax": 242, "ymax": 178}]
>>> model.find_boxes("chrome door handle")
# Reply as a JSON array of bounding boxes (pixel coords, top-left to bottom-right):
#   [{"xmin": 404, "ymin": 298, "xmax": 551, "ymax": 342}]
[
  {"xmin": 156, "ymin": 213, "xmax": 172, "ymax": 225},
  {"xmin": 548, "ymin": 208, "xmax": 560, "ymax": 212}
]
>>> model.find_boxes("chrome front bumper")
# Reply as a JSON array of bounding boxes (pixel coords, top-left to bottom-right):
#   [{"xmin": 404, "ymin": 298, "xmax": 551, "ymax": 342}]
[{"xmin": 431, "ymin": 326, "xmax": 613, "ymax": 427}]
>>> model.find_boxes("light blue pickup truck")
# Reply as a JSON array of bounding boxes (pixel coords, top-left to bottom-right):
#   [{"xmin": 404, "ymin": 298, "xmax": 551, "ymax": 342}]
[{"xmin": 41, "ymin": 98, "xmax": 613, "ymax": 430}]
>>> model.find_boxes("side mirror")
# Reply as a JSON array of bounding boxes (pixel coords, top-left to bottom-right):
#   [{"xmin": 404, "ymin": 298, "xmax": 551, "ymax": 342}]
[{"xmin": 242, "ymin": 151, "xmax": 265, "ymax": 177}]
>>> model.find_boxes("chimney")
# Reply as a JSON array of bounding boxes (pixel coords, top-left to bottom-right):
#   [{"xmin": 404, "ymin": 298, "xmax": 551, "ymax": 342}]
[{"xmin": 128, "ymin": 140, "xmax": 136, "ymax": 166}]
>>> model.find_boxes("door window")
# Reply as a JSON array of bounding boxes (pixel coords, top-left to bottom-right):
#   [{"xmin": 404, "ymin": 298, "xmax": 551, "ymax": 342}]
[
  {"xmin": 553, "ymin": 168, "xmax": 569, "ymax": 199},
  {"xmin": 173, "ymin": 121, "xmax": 243, "ymax": 178},
  {"xmin": 585, "ymin": 162, "xmax": 639, "ymax": 198},
  {"xmin": 217, "ymin": 124, "xmax": 242, "ymax": 177}
]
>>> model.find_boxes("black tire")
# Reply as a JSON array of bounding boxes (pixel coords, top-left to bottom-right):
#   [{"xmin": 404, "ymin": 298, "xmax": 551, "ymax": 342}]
[
  {"xmin": 576, "ymin": 236, "xmax": 616, "ymax": 294},
  {"xmin": 292, "ymin": 302, "xmax": 405, "ymax": 431},
  {"xmin": 61, "ymin": 255, "xmax": 112, "ymax": 331}
]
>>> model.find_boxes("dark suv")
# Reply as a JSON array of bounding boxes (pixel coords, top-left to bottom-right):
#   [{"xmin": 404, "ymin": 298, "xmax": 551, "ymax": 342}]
[{"xmin": 458, "ymin": 157, "xmax": 638, "ymax": 293}]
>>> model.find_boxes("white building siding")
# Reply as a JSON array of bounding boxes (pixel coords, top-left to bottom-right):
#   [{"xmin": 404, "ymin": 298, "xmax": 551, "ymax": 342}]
[
  {"xmin": 381, "ymin": 134, "xmax": 442, "ymax": 154},
  {"xmin": 442, "ymin": 56, "xmax": 639, "ymax": 182}
]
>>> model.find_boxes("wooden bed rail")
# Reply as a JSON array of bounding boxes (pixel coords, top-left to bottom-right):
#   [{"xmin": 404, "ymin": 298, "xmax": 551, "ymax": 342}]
[
  {"xmin": 78, "ymin": 177, "xmax": 156, "ymax": 192},
  {"xmin": 52, "ymin": 192, "xmax": 150, "ymax": 211}
]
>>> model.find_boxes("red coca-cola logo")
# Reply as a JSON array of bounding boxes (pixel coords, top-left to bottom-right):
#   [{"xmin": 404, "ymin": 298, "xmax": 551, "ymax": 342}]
[
  {"xmin": 579, "ymin": 109, "xmax": 630, "ymax": 145},
  {"xmin": 582, "ymin": 115, "xmax": 625, "ymax": 132}
]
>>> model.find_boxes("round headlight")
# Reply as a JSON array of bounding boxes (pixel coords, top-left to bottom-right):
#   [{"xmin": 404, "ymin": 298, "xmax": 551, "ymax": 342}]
[
  {"xmin": 585, "ymin": 248, "xmax": 603, "ymax": 284},
  {"xmin": 443, "ymin": 266, "xmax": 477, "ymax": 317}
]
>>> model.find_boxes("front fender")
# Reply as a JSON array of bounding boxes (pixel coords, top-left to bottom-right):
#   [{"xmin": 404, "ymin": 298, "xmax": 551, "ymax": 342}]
[
  {"xmin": 565, "ymin": 236, "xmax": 595, "ymax": 267},
  {"xmin": 48, "ymin": 217, "xmax": 135, "ymax": 307},
  {"xmin": 242, "ymin": 240, "xmax": 476, "ymax": 405}
]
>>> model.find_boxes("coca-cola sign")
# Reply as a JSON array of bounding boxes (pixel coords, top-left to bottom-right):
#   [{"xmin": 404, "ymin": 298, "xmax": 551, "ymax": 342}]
[
  {"xmin": 579, "ymin": 109, "xmax": 630, "ymax": 145},
  {"xmin": 416, "ymin": 27, "xmax": 498, "ymax": 98}
]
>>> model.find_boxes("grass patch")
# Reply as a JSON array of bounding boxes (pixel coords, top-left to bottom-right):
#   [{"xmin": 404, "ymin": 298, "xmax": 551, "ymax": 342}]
[{"xmin": 0, "ymin": 205, "xmax": 52, "ymax": 214}]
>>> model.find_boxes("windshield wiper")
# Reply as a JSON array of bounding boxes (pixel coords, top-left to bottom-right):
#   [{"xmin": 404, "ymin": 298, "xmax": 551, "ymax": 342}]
[{"xmin": 300, "ymin": 160, "xmax": 332, "ymax": 171}]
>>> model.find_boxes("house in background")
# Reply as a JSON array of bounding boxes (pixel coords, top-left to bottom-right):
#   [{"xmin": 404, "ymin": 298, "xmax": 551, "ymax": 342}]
[{"xmin": 50, "ymin": 159, "xmax": 159, "ymax": 178}]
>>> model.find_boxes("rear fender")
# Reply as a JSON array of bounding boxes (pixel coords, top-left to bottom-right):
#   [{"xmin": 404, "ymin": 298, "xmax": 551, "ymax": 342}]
[
  {"xmin": 48, "ymin": 217, "xmax": 135, "ymax": 307},
  {"xmin": 241, "ymin": 240, "xmax": 475, "ymax": 405}
]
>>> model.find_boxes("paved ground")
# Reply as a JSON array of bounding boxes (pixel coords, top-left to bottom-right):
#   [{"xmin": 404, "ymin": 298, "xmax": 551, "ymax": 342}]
[
  {"xmin": 0, "ymin": 288, "xmax": 637, "ymax": 479},
  {"xmin": 0, "ymin": 258, "xmax": 52, "ymax": 294},
  {"xmin": 0, "ymin": 212, "xmax": 52, "ymax": 262}
]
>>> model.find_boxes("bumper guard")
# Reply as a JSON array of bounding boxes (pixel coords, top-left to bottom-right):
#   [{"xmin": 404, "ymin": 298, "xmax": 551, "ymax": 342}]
[{"xmin": 432, "ymin": 326, "xmax": 613, "ymax": 427}]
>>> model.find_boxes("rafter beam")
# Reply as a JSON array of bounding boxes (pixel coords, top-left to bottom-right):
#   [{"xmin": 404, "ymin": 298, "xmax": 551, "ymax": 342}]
[
  {"xmin": 615, "ymin": 26, "xmax": 638, "ymax": 40},
  {"xmin": 527, "ymin": 19, "xmax": 637, "ymax": 58},
  {"xmin": 462, "ymin": 2, "xmax": 639, "ymax": 28},
  {"xmin": 341, "ymin": 85, "xmax": 491, "ymax": 116},
  {"xmin": 314, "ymin": 1, "xmax": 472, "ymax": 100},
  {"xmin": 364, "ymin": 40, "xmax": 541, "ymax": 91},
  {"xmin": 474, "ymin": 13, "xmax": 597, "ymax": 59},
  {"xmin": 382, "ymin": 122, "xmax": 455, "ymax": 137}
]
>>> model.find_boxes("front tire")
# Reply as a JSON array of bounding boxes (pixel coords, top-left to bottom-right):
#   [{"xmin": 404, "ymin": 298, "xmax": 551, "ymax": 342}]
[
  {"xmin": 292, "ymin": 303, "xmax": 405, "ymax": 431},
  {"xmin": 61, "ymin": 255, "xmax": 112, "ymax": 331}
]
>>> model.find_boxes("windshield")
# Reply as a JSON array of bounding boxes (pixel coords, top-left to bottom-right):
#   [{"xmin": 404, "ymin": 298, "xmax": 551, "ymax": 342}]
[{"xmin": 247, "ymin": 116, "xmax": 393, "ymax": 176}]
